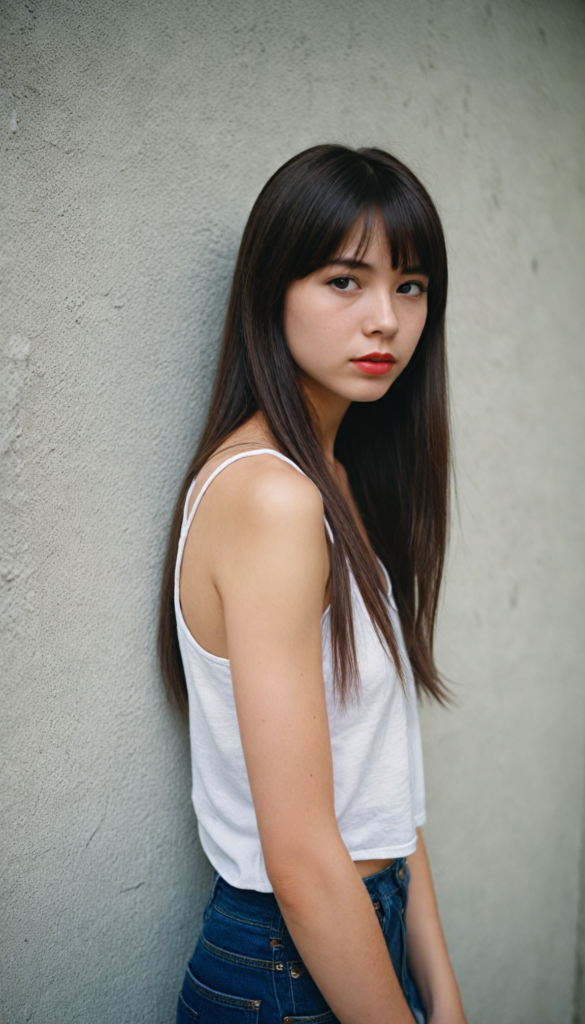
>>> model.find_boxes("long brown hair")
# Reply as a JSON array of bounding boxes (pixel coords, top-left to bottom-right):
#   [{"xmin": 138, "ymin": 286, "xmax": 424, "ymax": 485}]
[{"xmin": 159, "ymin": 144, "xmax": 450, "ymax": 713}]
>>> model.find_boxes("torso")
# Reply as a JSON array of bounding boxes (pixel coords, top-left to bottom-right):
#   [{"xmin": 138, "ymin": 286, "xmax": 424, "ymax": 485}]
[
  {"xmin": 351, "ymin": 857, "xmax": 392, "ymax": 877},
  {"xmin": 180, "ymin": 413, "xmax": 393, "ymax": 879}
]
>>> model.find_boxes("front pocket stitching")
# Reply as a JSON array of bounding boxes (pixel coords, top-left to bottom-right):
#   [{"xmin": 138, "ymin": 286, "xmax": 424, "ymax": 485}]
[
  {"xmin": 200, "ymin": 933, "xmax": 276, "ymax": 971},
  {"xmin": 370, "ymin": 886, "xmax": 398, "ymax": 901},
  {"xmin": 186, "ymin": 965, "xmax": 261, "ymax": 1010}
]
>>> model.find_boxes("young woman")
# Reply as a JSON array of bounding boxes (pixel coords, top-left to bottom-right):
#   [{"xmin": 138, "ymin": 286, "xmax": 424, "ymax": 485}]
[{"xmin": 159, "ymin": 145, "xmax": 467, "ymax": 1024}]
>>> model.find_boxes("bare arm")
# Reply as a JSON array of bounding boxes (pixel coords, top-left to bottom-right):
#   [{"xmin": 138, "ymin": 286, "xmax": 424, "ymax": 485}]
[
  {"xmin": 212, "ymin": 459, "xmax": 415, "ymax": 1024},
  {"xmin": 406, "ymin": 831, "xmax": 467, "ymax": 1023}
]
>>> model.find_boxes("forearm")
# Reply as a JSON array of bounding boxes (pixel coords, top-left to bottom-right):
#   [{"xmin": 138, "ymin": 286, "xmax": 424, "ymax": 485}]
[
  {"xmin": 406, "ymin": 831, "xmax": 466, "ymax": 1022},
  {"xmin": 269, "ymin": 837, "xmax": 415, "ymax": 1024}
]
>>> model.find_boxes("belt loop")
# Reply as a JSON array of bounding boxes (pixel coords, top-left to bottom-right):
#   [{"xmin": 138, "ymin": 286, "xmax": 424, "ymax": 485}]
[
  {"xmin": 392, "ymin": 857, "xmax": 406, "ymax": 884},
  {"xmin": 269, "ymin": 908, "xmax": 285, "ymax": 943}
]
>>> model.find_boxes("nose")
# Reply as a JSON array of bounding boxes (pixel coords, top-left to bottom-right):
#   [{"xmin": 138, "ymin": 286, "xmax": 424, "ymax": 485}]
[{"xmin": 363, "ymin": 288, "xmax": 399, "ymax": 338}]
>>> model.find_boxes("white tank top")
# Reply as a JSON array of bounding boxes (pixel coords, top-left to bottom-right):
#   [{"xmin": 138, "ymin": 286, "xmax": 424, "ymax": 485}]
[{"xmin": 174, "ymin": 449, "xmax": 426, "ymax": 892}]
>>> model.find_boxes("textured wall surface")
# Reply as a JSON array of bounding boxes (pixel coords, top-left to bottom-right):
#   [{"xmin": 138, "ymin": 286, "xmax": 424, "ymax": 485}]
[{"xmin": 1, "ymin": 1, "xmax": 584, "ymax": 1022}]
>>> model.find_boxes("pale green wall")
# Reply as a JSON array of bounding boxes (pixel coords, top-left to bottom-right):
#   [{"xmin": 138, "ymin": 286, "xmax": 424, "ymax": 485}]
[{"xmin": 1, "ymin": 1, "xmax": 584, "ymax": 1021}]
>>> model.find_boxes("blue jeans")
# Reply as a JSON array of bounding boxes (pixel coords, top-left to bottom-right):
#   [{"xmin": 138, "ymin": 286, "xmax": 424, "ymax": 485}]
[{"xmin": 176, "ymin": 858, "xmax": 427, "ymax": 1023}]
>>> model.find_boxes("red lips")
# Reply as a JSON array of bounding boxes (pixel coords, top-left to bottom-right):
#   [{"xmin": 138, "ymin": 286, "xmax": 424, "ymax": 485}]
[{"xmin": 351, "ymin": 351, "xmax": 397, "ymax": 376}]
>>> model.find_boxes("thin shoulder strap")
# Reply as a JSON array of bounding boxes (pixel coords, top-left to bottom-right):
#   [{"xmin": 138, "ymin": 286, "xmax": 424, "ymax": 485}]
[{"xmin": 181, "ymin": 448, "xmax": 334, "ymax": 543}]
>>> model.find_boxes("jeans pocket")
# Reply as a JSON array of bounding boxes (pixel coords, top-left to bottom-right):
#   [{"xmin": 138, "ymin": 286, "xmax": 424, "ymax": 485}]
[{"xmin": 177, "ymin": 965, "xmax": 261, "ymax": 1024}]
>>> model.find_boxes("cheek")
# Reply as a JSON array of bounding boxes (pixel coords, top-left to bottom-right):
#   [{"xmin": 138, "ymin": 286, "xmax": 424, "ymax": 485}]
[
  {"xmin": 294, "ymin": 330, "xmax": 345, "ymax": 383},
  {"xmin": 284, "ymin": 293, "xmax": 345, "ymax": 373},
  {"xmin": 289, "ymin": 333, "xmax": 339, "ymax": 380}
]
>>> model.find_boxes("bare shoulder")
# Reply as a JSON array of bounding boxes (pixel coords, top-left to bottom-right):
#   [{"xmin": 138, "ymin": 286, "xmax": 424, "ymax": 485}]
[{"xmin": 208, "ymin": 453, "xmax": 325, "ymax": 540}]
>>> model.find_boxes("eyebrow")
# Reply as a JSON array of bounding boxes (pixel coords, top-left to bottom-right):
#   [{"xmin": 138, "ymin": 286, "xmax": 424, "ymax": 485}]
[{"xmin": 326, "ymin": 258, "xmax": 429, "ymax": 276}]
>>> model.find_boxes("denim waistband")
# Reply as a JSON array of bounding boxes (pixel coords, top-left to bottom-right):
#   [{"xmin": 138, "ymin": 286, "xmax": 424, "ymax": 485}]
[
  {"xmin": 207, "ymin": 858, "xmax": 409, "ymax": 930},
  {"xmin": 361, "ymin": 857, "xmax": 409, "ymax": 896}
]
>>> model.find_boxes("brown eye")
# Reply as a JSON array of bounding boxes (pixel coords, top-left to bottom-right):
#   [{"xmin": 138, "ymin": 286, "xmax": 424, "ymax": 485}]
[
  {"xmin": 397, "ymin": 282, "xmax": 424, "ymax": 296},
  {"xmin": 330, "ymin": 277, "xmax": 358, "ymax": 291}
]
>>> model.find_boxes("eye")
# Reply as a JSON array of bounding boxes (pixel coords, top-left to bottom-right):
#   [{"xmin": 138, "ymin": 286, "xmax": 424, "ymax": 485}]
[
  {"xmin": 397, "ymin": 281, "xmax": 426, "ymax": 296},
  {"xmin": 329, "ymin": 276, "xmax": 359, "ymax": 291}
]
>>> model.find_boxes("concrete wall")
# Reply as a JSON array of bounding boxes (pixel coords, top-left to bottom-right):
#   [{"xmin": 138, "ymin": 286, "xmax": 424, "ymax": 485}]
[{"xmin": 1, "ymin": 1, "xmax": 584, "ymax": 1021}]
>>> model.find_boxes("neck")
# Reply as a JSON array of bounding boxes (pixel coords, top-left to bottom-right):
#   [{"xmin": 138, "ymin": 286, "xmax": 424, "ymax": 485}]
[{"xmin": 300, "ymin": 375, "xmax": 351, "ymax": 466}]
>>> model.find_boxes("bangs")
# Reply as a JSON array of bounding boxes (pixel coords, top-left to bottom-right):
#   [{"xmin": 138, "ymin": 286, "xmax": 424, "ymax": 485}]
[
  {"xmin": 284, "ymin": 151, "xmax": 443, "ymax": 286},
  {"xmin": 326, "ymin": 200, "xmax": 433, "ymax": 277}
]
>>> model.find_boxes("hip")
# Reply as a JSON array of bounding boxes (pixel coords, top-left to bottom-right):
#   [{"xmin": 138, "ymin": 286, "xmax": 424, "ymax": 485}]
[{"xmin": 176, "ymin": 859, "xmax": 426, "ymax": 1023}]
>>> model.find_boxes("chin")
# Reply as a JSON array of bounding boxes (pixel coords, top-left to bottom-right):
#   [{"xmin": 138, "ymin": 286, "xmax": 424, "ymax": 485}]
[{"xmin": 338, "ymin": 381, "xmax": 394, "ymax": 404}]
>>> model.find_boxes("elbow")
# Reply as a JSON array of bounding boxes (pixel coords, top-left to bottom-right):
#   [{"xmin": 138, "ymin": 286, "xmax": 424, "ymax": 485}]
[
  {"xmin": 266, "ymin": 864, "xmax": 311, "ymax": 912},
  {"xmin": 263, "ymin": 833, "xmax": 349, "ymax": 911}
]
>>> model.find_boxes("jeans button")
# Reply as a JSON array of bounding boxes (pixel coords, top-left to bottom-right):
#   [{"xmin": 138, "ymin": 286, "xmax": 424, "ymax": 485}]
[{"xmin": 398, "ymin": 866, "xmax": 405, "ymax": 880}]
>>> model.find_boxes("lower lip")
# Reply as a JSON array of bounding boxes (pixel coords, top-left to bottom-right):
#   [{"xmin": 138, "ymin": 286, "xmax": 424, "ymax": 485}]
[{"xmin": 351, "ymin": 360, "xmax": 396, "ymax": 376}]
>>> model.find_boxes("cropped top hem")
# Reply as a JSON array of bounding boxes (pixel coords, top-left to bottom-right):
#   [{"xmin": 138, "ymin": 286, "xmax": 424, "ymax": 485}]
[
  {"xmin": 349, "ymin": 838, "xmax": 418, "ymax": 860},
  {"xmin": 202, "ymin": 839, "xmax": 422, "ymax": 894}
]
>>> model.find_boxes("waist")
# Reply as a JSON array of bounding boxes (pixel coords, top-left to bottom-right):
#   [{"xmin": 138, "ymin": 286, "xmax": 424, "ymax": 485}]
[
  {"xmin": 356, "ymin": 857, "xmax": 394, "ymax": 878},
  {"xmin": 208, "ymin": 857, "xmax": 409, "ymax": 922}
]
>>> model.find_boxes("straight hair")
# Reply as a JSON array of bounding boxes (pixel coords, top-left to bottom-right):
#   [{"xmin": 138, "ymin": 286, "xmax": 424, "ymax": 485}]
[{"xmin": 159, "ymin": 144, "xmax": 450, "ymax": 713}]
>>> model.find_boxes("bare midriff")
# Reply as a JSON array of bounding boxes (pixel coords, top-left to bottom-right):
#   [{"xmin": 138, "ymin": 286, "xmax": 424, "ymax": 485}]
[{"xmin": 355, "ymin": 858, "xmax": 394, "ymax": 879}]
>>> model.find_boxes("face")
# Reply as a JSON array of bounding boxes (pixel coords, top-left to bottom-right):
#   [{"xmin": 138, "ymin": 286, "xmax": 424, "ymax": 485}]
[{"xmin": 283, "ymin": 218, "xmax": 429, "ymax": 410}]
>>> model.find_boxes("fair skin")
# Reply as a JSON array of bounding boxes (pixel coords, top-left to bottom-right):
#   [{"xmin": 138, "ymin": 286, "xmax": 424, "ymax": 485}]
[{"xmin": 180, "ymin": 220, "xmax": 467, "ymax": 1023}]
